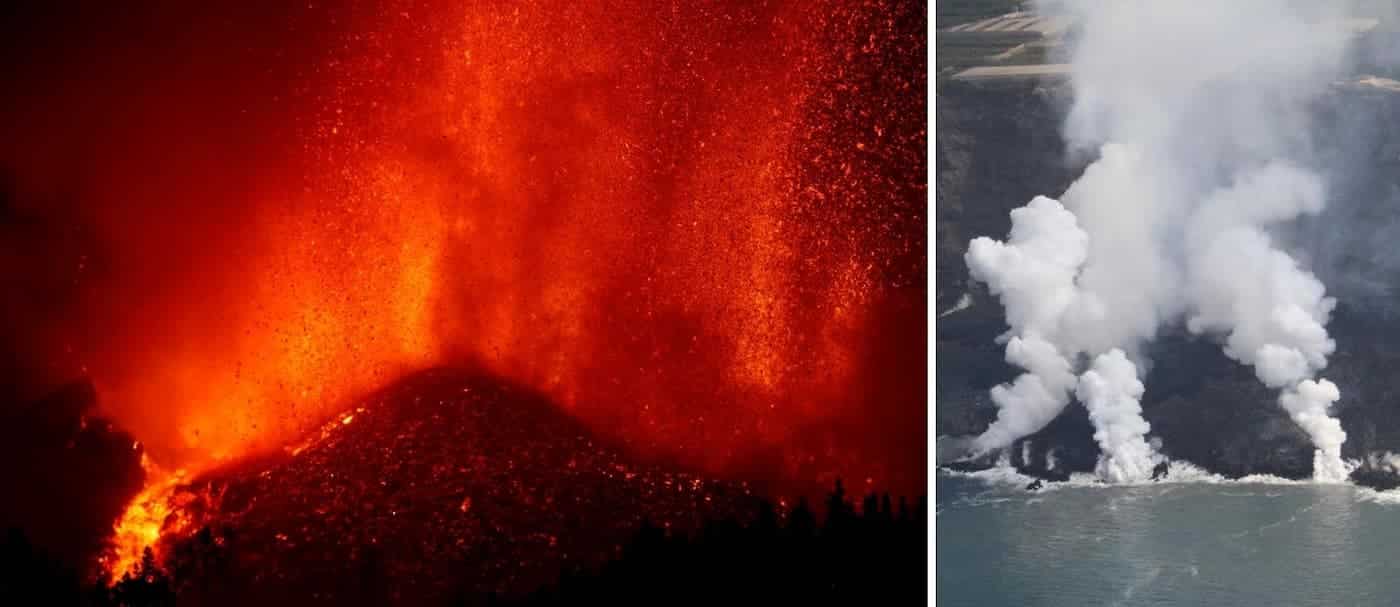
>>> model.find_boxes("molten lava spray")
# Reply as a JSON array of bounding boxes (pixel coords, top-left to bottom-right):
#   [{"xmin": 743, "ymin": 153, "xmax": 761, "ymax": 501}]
[{"xmin": 0, "ymin": 1, "xmax": 925, "ymax": 575}]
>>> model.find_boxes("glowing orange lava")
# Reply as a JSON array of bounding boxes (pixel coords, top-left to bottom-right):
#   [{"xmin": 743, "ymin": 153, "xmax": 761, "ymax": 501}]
[
  {"xmin": 1, "ymin": 0, "xmax": 924, "ymax": 578},
  {"xmin": 103, "ymin": 456, "xmax": 186, "ymax": 578}
]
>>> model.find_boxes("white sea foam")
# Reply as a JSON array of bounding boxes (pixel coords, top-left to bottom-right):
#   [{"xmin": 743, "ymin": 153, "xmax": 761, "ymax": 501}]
[
  {"xmin": 939, "ymin": 464, "xmax": 1037, "ymax": 486},
  {"xmin": 1355, "ymin": 487, "xmax": 1400, "ymax": 505},
  {"xmin": 939, "ymin": 460, "xmax": 1315, "ymax": 490}
]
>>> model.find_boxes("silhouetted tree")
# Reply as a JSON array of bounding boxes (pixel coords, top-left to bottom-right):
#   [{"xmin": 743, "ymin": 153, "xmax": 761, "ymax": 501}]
[
  {"xmin": 6, "ymin": 481, "xmax": 927, "ymax": 605},
  {"xmin": 503, "ymin": 480, "xmax": 927, "ymax": 605},
  {"xmin": 788, "ymin": 497, "xmax": 816, "ymax": 539},
  {"xmin": 109, "ymin": 547, "xmax": 174, "ymax": 607}
]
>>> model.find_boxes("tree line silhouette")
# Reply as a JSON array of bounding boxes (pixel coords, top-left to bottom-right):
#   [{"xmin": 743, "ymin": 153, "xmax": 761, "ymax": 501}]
[
  {"xmin": 3, "ymin": 480, "xmax": 926, "ymax": 605},
  {"xmin": 481, "ymin": 479, "xmax": 927, "ymax": 605}
]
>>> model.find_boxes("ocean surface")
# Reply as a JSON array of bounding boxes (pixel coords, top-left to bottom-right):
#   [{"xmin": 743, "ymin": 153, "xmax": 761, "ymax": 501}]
[{"xmin": 936, "ymin": 466, "xmax": 1400, "ymax": 606}]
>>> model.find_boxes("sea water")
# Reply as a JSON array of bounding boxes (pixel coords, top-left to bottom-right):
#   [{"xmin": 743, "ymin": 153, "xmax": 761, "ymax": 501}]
[{"xmin": 936, "ymin": 466, "xmax": 1400, "ymax": 606}]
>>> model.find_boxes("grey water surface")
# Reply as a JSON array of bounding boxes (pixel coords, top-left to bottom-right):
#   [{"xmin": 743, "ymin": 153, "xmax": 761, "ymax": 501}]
[{"xmin": 937, "ymin": 472, "xmax": 1400, "ymax": 606}]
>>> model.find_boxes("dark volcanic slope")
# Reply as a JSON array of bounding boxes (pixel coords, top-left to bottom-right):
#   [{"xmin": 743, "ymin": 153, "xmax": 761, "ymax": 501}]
[{"xmin": 156, "ymin": 368, "xmax": 760, "ymax": 605}]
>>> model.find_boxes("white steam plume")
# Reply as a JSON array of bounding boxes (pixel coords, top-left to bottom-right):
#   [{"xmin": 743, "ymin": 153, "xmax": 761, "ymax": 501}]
[
  {"xmin": 1077, "ymin": 349, "xmax": 1161, "ymax": 483},
  {"xmin": 1183, "ymin": 165, "xmax": 1350, "ymax": 480},
  {"xmin": 1280, "ymin": 379, "xmax": 1349, "ymax": 482},
  {"xmin": 964, "ymin": 0, "xmax": 1362, "ymax": 482},
  {"xmin": 964, "ymin": 148, "xmax": 1172, "ymax": 478},
  {"xmin": 1365, "ymin": 451, "xmax": 1400, "ymax": 474},
  {"xmin": 965, "ymin": 197, "xmax": 1085, "ymax": 453}
]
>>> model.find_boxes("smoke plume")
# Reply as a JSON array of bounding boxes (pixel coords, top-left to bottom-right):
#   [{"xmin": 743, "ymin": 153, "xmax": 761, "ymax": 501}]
[{"xmin": 965, "ymin": 0, "xmax": 1363, "ymax": 482}]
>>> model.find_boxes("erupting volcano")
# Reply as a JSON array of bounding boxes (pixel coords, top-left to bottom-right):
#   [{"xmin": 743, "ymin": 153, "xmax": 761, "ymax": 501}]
[
  {"xmin": 0, "ymin": 0, "xmax": 926, "ymax": 601},
  {"xmin": 122, "ymin": 368, "xmax": 767, "ymax": 603}
]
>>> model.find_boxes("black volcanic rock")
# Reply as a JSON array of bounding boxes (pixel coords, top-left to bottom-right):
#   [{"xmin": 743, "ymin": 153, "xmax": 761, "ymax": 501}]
[
  {"xmin": 157, "ymin": 368, "xmax": 760, "ymax": 605},
  {"xmin": 1151, "ymin": 461, "xmax": 1170, "ymax": 481},
  {"xmin": 1350, "ymin": 467, "xmax": 1400, "ymax": 491}
]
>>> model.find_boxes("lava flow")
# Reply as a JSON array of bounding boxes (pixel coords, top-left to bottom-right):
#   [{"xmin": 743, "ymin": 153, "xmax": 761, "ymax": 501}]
[
  {"xmin": 103, "ymin": 457, "xmax": 189, "ymax": 577},
  {"xmin": 0, "ymin": 0, "xmax": 926, "ymax": 583}
]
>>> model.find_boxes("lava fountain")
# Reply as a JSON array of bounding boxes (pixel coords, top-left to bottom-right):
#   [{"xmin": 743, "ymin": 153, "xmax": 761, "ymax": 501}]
[{"xmin": 0, "ymin": 0, "xmax": 925, "ymax": 579}]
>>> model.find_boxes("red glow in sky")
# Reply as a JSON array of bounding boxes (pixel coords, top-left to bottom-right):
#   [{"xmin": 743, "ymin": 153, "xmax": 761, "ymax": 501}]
[{"xmin": 0, "ymin": 2, "xmax": 926, "ymax": 572}]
